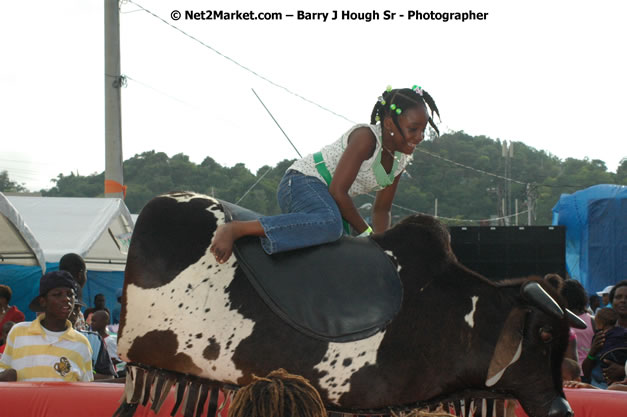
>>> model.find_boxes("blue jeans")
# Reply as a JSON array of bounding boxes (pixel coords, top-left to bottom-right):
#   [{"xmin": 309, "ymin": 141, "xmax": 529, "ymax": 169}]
[{"xmin": 259, "ymin": 170, "xmax": 343, "ymax": 254}]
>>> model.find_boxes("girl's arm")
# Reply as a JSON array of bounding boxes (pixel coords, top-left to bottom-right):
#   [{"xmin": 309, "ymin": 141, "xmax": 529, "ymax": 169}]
[
  {"xmin": 329, "ymin": 127, "xmax": 376, "ymax": 234},
  {"xmin": 372, "ymin": 173, "xmax": 401, "ymax": 233}
]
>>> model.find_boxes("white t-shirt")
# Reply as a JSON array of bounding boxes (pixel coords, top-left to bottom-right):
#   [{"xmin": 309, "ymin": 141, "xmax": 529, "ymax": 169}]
[
  {"xmin": 103, "ymin": 335, "xmax": 120, "ymax": 361},
  {"xmin": 289, "ymin": 124, "xmax": 411, "ymax": 197}
]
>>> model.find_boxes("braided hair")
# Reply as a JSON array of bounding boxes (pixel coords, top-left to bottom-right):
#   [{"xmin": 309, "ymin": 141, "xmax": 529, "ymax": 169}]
[
  {"xmin": 228, "ymin": 369, "xmax": 328, "ymax": 417},
  {"xmin": 370, "ymin": 87, "xmax": 440, "ymax": 136}
]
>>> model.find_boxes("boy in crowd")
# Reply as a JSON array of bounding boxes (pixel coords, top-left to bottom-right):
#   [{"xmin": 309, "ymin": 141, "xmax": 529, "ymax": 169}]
[
  {"xmin": 562, "ymin": 358, "xmax": 582, "ymax": 383},
  {"xmin": 69, "ymin": 300, "xmax": 117, "ymax": 379},
  {"xmin": 90, "ymin": 310, "xmax": 121, "ymax": 365},
  {"xmin": 0, "ymin": 271, "xmax": 93, "ymax": 382}
]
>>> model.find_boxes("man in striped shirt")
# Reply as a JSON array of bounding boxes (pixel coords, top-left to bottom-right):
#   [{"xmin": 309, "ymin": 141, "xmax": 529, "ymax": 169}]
[{"xmin": 0, "ymin": 270, "xmax": 93, "ymax": 382}]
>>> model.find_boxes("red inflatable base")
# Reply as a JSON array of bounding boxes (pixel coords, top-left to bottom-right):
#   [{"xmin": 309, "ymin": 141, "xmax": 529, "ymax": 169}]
[
  {"xmin": 1, "ymin": 383, "xmax": 625, "ymax": 417},
  {"xmin": 0, "ymin": 381, "xmax": 230, "ymax": 417},
  {"xmin": 515, "ymin": 388, "xmax": 627, "ymax": 417}
]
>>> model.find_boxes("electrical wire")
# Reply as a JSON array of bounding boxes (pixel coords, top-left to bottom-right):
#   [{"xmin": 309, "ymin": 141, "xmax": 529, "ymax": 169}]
[
  {"xmin": 125, "ymin": 1, "xmax": 354, "ymax": 124},
  {"xmin": 235, "ymin": 166, "xmax": 274, "ymax": 205},
  {"xmin": 123, "ymin": 1, "xmax": 536, "ymax": 188},
  {"xmin": 120, "ymin": 1, "xmax": 599, "ymax": 223}
]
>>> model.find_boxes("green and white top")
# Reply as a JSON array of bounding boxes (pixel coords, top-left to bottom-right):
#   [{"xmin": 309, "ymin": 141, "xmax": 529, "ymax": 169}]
[{"xmin": 289, "ymin": 124, "xmax": 412, "ymax": 197}]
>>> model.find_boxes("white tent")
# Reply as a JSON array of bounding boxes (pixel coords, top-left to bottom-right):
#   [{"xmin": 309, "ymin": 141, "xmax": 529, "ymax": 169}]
[
  {"xmin": 6, "ymin": 196, "xmax": 134, "ymax": 271},
  {"xmin": 0, "ymin": 192, "xmax": 46, "ymax": 271}
]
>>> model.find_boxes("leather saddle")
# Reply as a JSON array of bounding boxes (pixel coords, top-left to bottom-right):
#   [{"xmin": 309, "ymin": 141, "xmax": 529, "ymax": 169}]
[{"xmin": 219, "ymin": 200, "xmax": 403, "ymax": 343}]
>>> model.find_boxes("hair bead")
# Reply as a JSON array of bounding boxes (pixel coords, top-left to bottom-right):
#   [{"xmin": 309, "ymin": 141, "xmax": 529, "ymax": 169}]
[{"xmin": 369, "ymin": 85, "xmax": 440, "ymax": 136}]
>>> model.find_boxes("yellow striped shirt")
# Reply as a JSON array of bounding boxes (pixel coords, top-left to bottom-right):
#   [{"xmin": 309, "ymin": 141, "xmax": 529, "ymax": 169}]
[{"xmin": 0, "ymin": 315, "xmax": 93, "ymax": 382}]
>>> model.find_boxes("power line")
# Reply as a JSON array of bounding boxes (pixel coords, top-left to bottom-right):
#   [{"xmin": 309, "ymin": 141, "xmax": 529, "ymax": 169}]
[
  {"xmin": 249, "ymin": 90, "xmax": 531, "ymax": 224},
  {"xmin": 125, "ymin": 1, "xmax": 354, "ymax": 124},
  {"xmin": 123, "ymin": 1, "xmax": 535, "ymax": 188},
  {"xmin": 414, "ymin": 148, "xmax": 527, "ymax": 185},
  {"xmin": 362, "ymin": 193, "xmax": 530, "ymax": 224},
  {"xmin": 235, "ymin": 166, "xmax": 274, "ymax": 205},
  {"xmin": 251, "ymin": 89, "xmax": 302, "ymax": 159},
  {"xmin": 121, "ymin": 1, "xmax": 566, "ymax": 224},
  {"xmin": 124, "ymin": 75, "xmax": 192, "ymax": 106}
]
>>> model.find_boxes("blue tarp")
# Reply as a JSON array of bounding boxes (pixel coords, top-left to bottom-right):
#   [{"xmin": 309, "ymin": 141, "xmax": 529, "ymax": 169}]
[
  {"xmin": 552, "ymin": 184, "xmax": 627, "ymax": 295},
  {"xmin": 0, "ymin": 263, "xmax": 123, "ymax": 322}
]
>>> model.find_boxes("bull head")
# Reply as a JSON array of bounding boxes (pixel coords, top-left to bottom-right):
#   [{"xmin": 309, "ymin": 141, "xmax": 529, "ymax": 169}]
[{"xmin": 486, "ymin": 281, "xmax": 587, "ymax": 387}]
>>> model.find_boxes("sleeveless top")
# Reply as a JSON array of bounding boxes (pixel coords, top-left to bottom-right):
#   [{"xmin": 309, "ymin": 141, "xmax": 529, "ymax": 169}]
[
  {"xmin": 288, "ymin": 124, "xmax": 412, "ymax": 197},
  {"xmin": 573, "ymin": 312, "xmax": 595, "ymax": 370}
]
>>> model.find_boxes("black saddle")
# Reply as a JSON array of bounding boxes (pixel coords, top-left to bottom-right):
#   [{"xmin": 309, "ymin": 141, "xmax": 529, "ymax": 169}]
[{"xmin": 219, "ymin": 200, "xmax": 403, "ymax": 342}]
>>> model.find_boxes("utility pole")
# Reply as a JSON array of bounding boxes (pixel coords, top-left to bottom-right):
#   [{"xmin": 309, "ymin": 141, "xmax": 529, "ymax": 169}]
[
  {"xmin": 502, "ymin": 140, "xmax": 514, "ymax": 225},
  {"xmin": 104, "ymin": 0, "xmax": 125, "ymax": 199},
  {"xmin": 526, "ymin": 183, "xmax": 534, "ymax": 225}
]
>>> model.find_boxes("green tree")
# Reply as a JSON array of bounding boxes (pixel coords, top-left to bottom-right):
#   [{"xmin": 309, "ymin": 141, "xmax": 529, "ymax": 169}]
[
  {"xmin": 35, "ymin": 136, "xmax": 625, "ymax": 223},
  {"xmin": 0, "ymin": 171, "xmax": 27, "ymax": 192}
]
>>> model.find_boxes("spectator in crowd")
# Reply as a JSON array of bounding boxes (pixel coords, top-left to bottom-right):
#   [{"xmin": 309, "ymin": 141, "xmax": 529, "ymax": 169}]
[
  {"xmin": 0, "ymin": 271, "xmax": 93, "ymax": 382},
  {"xmin": 0, "ymin": 285, "xmax": 25, "ymax": 334},
  {"xmin": 564, "ymin": 361, "xmax": 627, "ymax": 392},
  {"xmin": 84, "ymin": 293, "xmax": 110, "ymax": 325},
  {"xmin": 609, "ymin": 280, "xmax": 627, "ymax": 328},
  {"xmin": 582, "ymin": 328, "xmax": 609, "ymax": 388},
  {"xmin": 228, "ymin": 369, "xmax": 328, "ymax": 417},
  {"xmin": 593, "ymin": 307, "xmax": 627, "ymax": 385},
  {"xmin": 90, "ymin": 310, "xmax": 121, "ymax": 365},
  {"xmin": 595, "ymin": 308, "xmax": 627, "ymax": 348},
  {"xmin": 68, "ymin": 300, "xmax": 117, "ymax": 379},
  {"xmin": 589, "ymin": 294, "xmax": 601, "ymax": 314},
  {"xmin": 561, "ymin": 279, "xmax": 595, "ymax": 371},
  {"xmin": 111, "ymin": 288, "xmax": 122, "ymax": 325},
  {"xmin": 59, "ymin": 253, "xmax": 87, "ymax": 290},
  {"xmin": 59, "ymin": 253, "xmax": 88, "ymax": 331},
  {"xmin": 544, "ymin": 273, "xmax": 564, "ymax": 291},
  {"xmin": 602, "ymin": 281, "xmax": 627, "ymax": 384},
  {"xmin": 0, "ymin": 321, "xmax": 15, "ymax": 356},
  {"xmin": 562, "ymin": 358, "xmax": 582, "ymax": 383},
  {"xmin": 596, "ymin": 285, "xmax": 613, "ymax": 309},
  {"xmin": 544, "ymin": 274, "xmax": 577, "ymax": 361}
]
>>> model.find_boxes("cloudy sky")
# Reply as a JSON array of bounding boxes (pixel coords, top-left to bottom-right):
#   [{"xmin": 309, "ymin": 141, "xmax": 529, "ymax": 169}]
[{"xmin": 1, "ymin": 0, "xmax": 625, "ymax": 191}]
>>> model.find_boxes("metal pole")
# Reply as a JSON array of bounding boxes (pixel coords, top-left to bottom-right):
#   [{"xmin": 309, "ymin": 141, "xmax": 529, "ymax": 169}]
[
  {"xmin": 515, "ymin": 199, "xmax": 518, "ymax": 226},
  {"xmin": 527, "ymin": 184, "xmax": 532, "ymax": 226},
  {"xmin": 434, "ymin": 198, "xmax": 438, "ymax": 217},
  {"xmin": 502, "ymin": 198, "xmax": 506, "ymax": 225},
  {"xmin": 508, "ymin": 143, "xmax": 514, "ymax": 222},
  {"xmin": 104, "ymin": 0, "xmax": 124, "ymax": 198}
]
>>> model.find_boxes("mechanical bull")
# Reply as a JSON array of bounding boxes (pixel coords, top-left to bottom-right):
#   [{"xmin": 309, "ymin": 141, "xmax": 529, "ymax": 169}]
[{"xmin": 116, "ymin": 192, "xmax": 583, "ymax": 417}]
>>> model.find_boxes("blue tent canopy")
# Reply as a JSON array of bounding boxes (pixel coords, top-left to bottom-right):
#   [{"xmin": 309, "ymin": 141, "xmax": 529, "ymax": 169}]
[
  {"xmin": 0, "ymin": 194, "xmax": 133, "ymax": 323},
  {"xmin": 552, "ymin": 184, "xmax": 627, "ymax": 295},
  {"xmin": 0, "ymin": 263, "xmax": 124, "ymax": 322}
]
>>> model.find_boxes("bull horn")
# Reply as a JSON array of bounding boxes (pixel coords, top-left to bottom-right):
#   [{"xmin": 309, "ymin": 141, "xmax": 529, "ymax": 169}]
[
  {"xmin": 521, "ymin": 282, "xmax": 564, "ymax": 319},
  {"xmin": 566, "ymin": 309, "xmax": 587, "ymax": 329}
]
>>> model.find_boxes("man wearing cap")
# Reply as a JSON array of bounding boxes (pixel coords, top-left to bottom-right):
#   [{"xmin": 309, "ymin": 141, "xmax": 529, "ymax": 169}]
[
  {"xmin": 597, "ymin": 285, "xmax": 614, "ymax": 311},
  {"xmin": 0, "ymin": 271, "xmax": 93, "ymax": 382}
]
